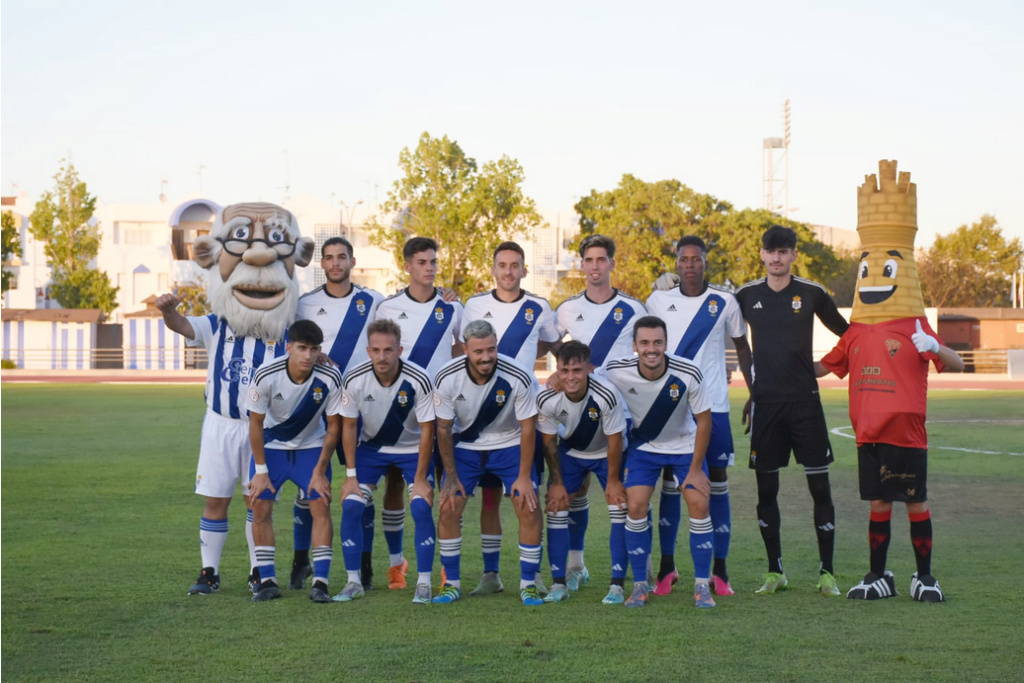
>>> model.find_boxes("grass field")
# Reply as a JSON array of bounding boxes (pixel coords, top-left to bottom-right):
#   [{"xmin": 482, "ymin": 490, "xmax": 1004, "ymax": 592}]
[{"xmin": 2, "ymin": 383, "xmax": 1023, "ymax": 682}]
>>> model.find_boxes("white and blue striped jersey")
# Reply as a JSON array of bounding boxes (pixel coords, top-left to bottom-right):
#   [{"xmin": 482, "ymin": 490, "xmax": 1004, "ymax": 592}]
[
  {"xmin": 375, "ymin": 288, "xmax": 464, "ymax": 380},
  {"xmin": 601, "ymin": 354, "xmax": 711, "ymax": 455},
  {"xmin": 340, "ymin": 360, "xmax": 435, "ymax": 454},
  {"xmin": 186, "ymin": 314, "xmax": 287, "ymax": 420},
  {"xmin": 646, "ymin": 284, "xmax": 745, "ymax": 412},
  {"xmin": 433, "ymin": 354, "xmax": 538, "ymax": 451},
  {"xmin": 461, "ymin": 290, "xmax": 559, "ymax": 375},
  {"xmin": 247, "ymin": 356, "xmax": 344, "ymax": 450},
  {"xmin": 298, "ymin": 284, "xmax": 383, "ymax": 375},
  {"xmin": 555, "ymin": 290, "xmax": 647, "ymax": 367},
  {"xmin": 536, "ymin": 375, "xmax": 627, "ymax": 460}
]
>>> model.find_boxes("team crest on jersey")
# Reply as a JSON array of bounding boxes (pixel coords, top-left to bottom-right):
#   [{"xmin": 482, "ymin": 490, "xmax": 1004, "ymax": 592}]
[
  {"xmin": 356, "ymin": 299, "xmax": 367, "ymax": 315},
  {"xmin": 398, "ymin": 390, "xmax": 409, "ymax": 406},
  {"xmin": 588, "ymin": 406, "xmax": 599, "ymax": 421},
  {"xmin": 313, "ymin": 387, "xmax": 324, "ymax": 403},
  {"xmin": 708, "ymin": 300, "xmax": 719, "ymax": 317},
  {"xmin": 791, "ymin": 296, "xmax": 802, "ymax": 312},
  {"xmin": 885, "ymin": 339, "xmax": 901, "ymax": 357},
  {"xmin": 495, "ymin": 389, "xmax": 507, "ymax": 405},
  {"xmin": 525, "ymin": 308, "xmax": 535, "ymax": 324},
  {"xmin": 434, "ymin": 307, "xmax": 445, "ymax": 322},
  {"xmin": 613, "ymin": 307, "xmax": 623, "ymax": 323},
  {"xmin": 669, "ymin": 383, "xmax": 680, "ymax": 400}
]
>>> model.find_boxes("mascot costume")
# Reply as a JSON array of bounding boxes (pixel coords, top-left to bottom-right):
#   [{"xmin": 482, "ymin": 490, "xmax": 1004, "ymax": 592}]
[
  {"xmin": 157, "ymin": 202, "xmax": 315, "ymax": 595},
  {"xmin": 819, "ymin": 160, "xmax": 963, "ymax": 602}
]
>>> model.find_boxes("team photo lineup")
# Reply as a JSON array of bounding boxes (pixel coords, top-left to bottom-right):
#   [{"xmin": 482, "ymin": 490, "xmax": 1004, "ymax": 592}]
[{"xmin": 155, "ymin": 201, "xmax": 961, "ymax": 609}]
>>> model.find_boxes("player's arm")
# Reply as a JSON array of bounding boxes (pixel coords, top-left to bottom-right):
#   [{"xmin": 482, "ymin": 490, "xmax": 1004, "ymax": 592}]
[
  {"xmin": 813, "ymin": 361, "xmax": 830, "ymax": 378},
  {"xmin": 412, "ymin": 420, "xmax": 435, "ymax": 505},
  {"xmin": 436, "ymin": 417, "xmax": 465, "ymax": 511},
  {"xmin": 604, "ymin": 431, "xmax": 626, "ymax": 509},
  {"xmin": 308, "ymin": 414, "xmax": 339, "ymax": 506},
  {"xmin": 542, "ymin": 433, "xmax": 568, "ymax": 513},
  {"xmin": 340, "ymin": 416, "xmax": 360, "ymax": 500},
  {"xmin": 512, "ymin": 416, "xmax": 539, "ymax": 512},
  {"xmin": 155, "ymin": 293, "xmax": 195, "ymax": 340},
  {"xmin": 732, "ymin": 333, "xmax": 755, "ymax": 431},
  {"xmin": 247, "ymin": 411, "xmax": 275, "ymax": 507},
  {"xmin": 817, "ymin": 292, "xmax": 850, "ymax": 337},
  {"xmin": 537, "ymin": 339, "xmax": 563, "ymax": 358},
  {"xmin": 682, "ymin": 409, "xmax": 712, "ymax": 497}
]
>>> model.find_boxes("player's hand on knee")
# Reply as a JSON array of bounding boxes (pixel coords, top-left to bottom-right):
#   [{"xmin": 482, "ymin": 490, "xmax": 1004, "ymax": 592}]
[
  {"xmin": 308, "ymin": 472, "xmax": 331, "ymax": 506},
  {"xmin": 439, "ymin": 477, "xmax": 465, "ymax": 512},
  {"xmin": 545, "ymin": 481, "xmax": 568, "ymax": 513},
  {"xmin": 247, "ymin": 473, "xmax": 275, "ymax": 508},
  {"xmin": 340, "ymin": 476, "xmax": 361, "ymax": 501},
  {"xmin": 512, "ymin": 476, "xmax": 538, "ymax": 512},
  {"xmin": 605, "ymin": 480, "xmax": 627, "ymax": 509},
  {"xmin": 412, "ymin": 478, "xmax": 434, "ymax": 506},
  {"xmin": 682, "ymin": 469, "xmax": 710, "ymax": 498}
]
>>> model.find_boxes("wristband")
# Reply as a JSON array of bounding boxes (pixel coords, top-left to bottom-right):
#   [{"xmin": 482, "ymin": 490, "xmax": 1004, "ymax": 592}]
[
  {"xmin": 346, "ymin": 467, "xmax": 357, "ymax": 477},
  {"xmin": 254, "ymin": 462, "xmax": 269, "ymax": 475}
]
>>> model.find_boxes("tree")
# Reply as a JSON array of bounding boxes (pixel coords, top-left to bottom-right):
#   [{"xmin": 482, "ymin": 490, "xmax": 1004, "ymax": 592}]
[
  {"xmin": 368, "ymin": 132, "xmax": 544, "ymax": 301},
  {"xmin": 573, "ymin": 174, "xmax": 732, "ymax": 299},
  {"xmin": 1, "ymin": 210, "xmax": 21, "ymax": 293},
  {"xmin": 174, "ymin": 278, "xmax": 210, "ymax": 317},
  {"xmin": 29, "ymin": 161, "xmax": 119, "ymax": 315},
  {"xmin": 917, "ymin": 214, "xmax": 1023, "ymax": 307}
]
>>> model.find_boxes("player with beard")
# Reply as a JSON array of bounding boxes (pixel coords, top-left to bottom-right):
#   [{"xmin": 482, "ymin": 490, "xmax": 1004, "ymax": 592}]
[{"xmin": 157, "ymin": 202, "xmax": 314, "ymax": 595}]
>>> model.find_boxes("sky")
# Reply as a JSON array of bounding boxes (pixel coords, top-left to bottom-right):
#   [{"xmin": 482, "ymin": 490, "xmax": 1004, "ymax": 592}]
[{"xmin": 3, "ymin": 0, "xmax": 1023, "ymax": 248}]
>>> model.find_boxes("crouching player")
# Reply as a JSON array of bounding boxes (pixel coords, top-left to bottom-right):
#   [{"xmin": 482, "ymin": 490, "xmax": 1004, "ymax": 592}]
[
  {"xmin": 247, "ymin": 320, "xmax": 342, "ymax": 603},
  {"xmin": 335, "ymin": 319, "xmax": 438, "ymax": 604},
  {"xmin": 537, "ymin": 341, "xmax": 629, "ymax": 604}
]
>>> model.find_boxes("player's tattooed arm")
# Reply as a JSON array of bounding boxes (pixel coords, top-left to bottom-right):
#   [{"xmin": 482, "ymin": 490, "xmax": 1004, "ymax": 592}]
[
  {"xmin": 542, "ymin": 433, "xmax": 568, "ymax": 513},
  {"xmin": 436, "ymin": 418, "xmax": 465, "ymax": 511}
]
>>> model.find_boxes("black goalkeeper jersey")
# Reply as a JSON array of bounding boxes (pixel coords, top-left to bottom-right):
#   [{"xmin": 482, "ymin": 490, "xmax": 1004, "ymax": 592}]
[{"xmin": 735, "ymin": 276, "xmax": 848, "ymax": 404}]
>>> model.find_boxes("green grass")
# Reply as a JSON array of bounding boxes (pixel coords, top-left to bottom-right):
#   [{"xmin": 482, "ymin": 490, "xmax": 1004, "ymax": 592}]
[{"xmin": 2, "ymin": 384, "xmax": 1023, "ymax": 682}]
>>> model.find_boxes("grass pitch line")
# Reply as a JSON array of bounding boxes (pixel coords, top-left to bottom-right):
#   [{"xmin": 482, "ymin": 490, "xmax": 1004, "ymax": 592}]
[{"xmin": 829, "ymin": 425, "xmax": 1024, "ymax": 457}]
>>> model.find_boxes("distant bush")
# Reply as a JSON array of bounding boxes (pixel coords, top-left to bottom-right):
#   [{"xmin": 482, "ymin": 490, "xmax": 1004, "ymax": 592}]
[{"xmin": 1, "ymin": 359, "xmax": 18, "ymax": 369}]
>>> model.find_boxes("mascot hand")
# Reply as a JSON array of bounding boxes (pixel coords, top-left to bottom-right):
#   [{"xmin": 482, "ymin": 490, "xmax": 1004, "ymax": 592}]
[
  {"xmin": 652, "ymin": 273, "xmax": 680, "ymax": 291},
  {"xmin": 912, "ymin": 319, "xmax": 940, "ymax": 355}
]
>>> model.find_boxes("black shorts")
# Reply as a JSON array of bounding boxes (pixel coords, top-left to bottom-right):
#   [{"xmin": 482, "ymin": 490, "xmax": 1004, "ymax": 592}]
[
  {"xmin": 748, "ymin": 400, "xmax": 835, "ymax": 471},
  {"xmin": 857, "ymin": 443, "xmax": 928, "ymax": 503}
]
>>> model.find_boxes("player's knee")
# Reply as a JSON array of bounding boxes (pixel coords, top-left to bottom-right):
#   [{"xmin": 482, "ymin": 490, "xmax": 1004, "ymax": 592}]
[{"xmin": 905, "ymin": 501, "xmax": 928, "ymax": 515}]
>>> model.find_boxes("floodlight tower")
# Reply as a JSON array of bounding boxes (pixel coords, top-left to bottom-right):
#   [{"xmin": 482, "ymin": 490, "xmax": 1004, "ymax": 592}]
[{"xmin": 762, "ymin": 99, "xmax": 792, "ymax": 217}]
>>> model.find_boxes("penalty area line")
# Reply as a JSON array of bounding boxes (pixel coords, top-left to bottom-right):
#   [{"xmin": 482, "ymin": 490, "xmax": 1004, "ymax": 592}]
[{"xmin": 829, "ymin": 426, "xmax": 1024, "ymax": 457}]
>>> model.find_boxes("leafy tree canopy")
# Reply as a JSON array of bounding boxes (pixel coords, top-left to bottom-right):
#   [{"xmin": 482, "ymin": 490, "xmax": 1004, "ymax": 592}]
[{"xmin": 2, "ymin": 211, "xmax": 22, "ymax": 293}]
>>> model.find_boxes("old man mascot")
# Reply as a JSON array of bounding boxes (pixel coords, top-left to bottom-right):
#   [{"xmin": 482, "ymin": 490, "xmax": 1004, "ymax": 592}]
[
  {"xmin": 816, "ymin": 161, "xmax": 963, "ymax": 602},
  {"xmin": 157, "ymin": 202, "xmax": 315, "ymax": 596}
]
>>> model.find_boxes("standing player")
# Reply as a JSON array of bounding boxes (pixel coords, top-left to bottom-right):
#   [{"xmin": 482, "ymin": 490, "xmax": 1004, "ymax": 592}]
[
  {"xmin": 334, "ymin": 319, "xmax": 438, "ymax": 604},
  {"xmin": 431, "ymin": 320, "xmax": 545, "ymax": 606},
  {"xmin": 289, "ymin": 236, "xmax": 385, "ymax": 591},
  {"xmin": 734, "ymin": 225, "xmax": 848, "ymax": 596},
  {"xmin": 461, "ymin": 241, "xmax": 560, "ymax": 596},
  {"xmin": 553, "ymin": 234, "xmax": 646, "ymax": 590},
  {"xmin": 373, "ymin": 237, "xmax": 464, "ymax": 589},
  {"xmin": 646, "ymin": 235, "xmax": 752, "ymax": 597},
  {"xmin": 603, "ymin": 316, "xmax": 716, "ymax": 609},
  {"xmin": 246, "ymin": 320, "xmax": 342, "ymax": 603},
  {"xmin": 537, "ymin": 341, "xmax": 628, "ymax": 604}
]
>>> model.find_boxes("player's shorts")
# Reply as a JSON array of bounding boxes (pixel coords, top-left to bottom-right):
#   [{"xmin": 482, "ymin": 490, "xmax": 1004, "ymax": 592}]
[
  {"xmin": 706, "ymin": 411, "xmax": 735, "ymax": 469},
  {"xmin": 624, "ymin": 448, "xmax": 708, "ymax": 490},
  {"xmin": 355, "ymin": 446, "xmax": 435, "ymax": 490},
  {"xmin": 857, "ymin": 443, "xmax": 928, "ymax": 503},
  {"xmin": 195, "ymin": 411, "xmax": 252, "ymax": 498},
  {"xmin": 747, "ymin": 400, "xmax": 834, "ymax": 472},
  {"xmin": 560, "ymin": 450, "xmax": 621, "ymax": 495},
  {"xmin": 250, "ymin": 447, "xmax": 332, "ymax": 501},
  {"xmin": 446, "ymin": 445, "xmax": 538, "ymax": 498},
  {"xmin": 480, "ymin": 430, "xmax": 544, "ymax": 489}
]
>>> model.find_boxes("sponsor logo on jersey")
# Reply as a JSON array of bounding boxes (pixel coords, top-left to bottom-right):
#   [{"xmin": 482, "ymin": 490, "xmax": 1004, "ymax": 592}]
[
  {"xmin": 398, "ymin": 390, "xmax": 408, "ymax": 406},
  {"xmin": 669, "ymin": 383, "xmax": 680, "ymax": 400},
  {"xmin": 884, "ymin": 339, "xmax": 901, "ymax": 357},
  {"xmin": 708, "ymin": 300, "xmax": 719, "ymax": 316},
  {"xmin": 628, "ymin": 388, "xmax": 638, "ymax": 394},
  {"xmin": 226, "ymin": 335, "xmax": 236, "ymax": 343},
  {"xmin": 525, "ymin": 308, "xmax": 535, "ymax": 324},
  {"xmin": 575, "ymin": 314, "xmax": 585, "ymax": 322},
  {"xmin": 398, "ymin": 312, "xmax": 409, "ymax": 319},
  {"xmin": 753, "ymin": 301, "xmax": 763, "ymax": 309},
  {"xmin": 273, "ymin": 393, "xmax": 284, "ymax": 400},
  {"xmin": 667, "ymin": 304, "xmax": 677, "ymax": 312},
  {"xmin": 495, "ymin": 389, "xmax": 507, "ymax": 405},
  {"xmin": 792, "ymin": 295, "xmax": 802, "ymax": 312},
  {"xmin": 365, "ymin": 395, "xmax": 375, "ymax": 402},
  {"xmin": 588, "ymin": 407, "xmax": 599, "ymax": 421},
  {"xmin": 317, "ymin": 307, "xmax": 327, "ymax": 316},
  {"xmin": 484, "ymin": 312, "xmax": 493, "ymax": 319},
  {"xmin": 434, "ymin": 307, "xmax": 445, "ymax": 322},
  {"xmin": 455, "ymin": 394, "xmax": 467, "ymax": 401},
  {"xmin": 613, "ymin": 307, "xmax": 623, "ymax": 323},
  {"xmin": 558, "ymin": 409, "xmax": 569, "ymax": 418},
  {"xmin": 313, "ymin": 387, "xmax": 323, "ymax": 403}
]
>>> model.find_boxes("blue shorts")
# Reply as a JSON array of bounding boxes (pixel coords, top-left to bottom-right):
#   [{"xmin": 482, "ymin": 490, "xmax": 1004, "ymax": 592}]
[
  {"xmin": 705, "ymin": 411, "xmax": 735, "ymax": 469},
  {"xmin": 624, "ymin": 448, "xmax": 708, "ymax": 490},
  {"xmin": 251, "ymin": 447, "xmax": 331, "ymax": 501},
  {"xmin": 355, "ymin": 446, "xmax": 435, "ymax": 489},
  {"xmin": 560, "ymin": 448, "xmax": 623, "ymax": 495},
  {"xmin": 446, "ymin": 445, "xmax": 538, "ymax": 497},
  {"xmin": 480, "ymin": 430, "xmax": 544, "ymax": 488}
]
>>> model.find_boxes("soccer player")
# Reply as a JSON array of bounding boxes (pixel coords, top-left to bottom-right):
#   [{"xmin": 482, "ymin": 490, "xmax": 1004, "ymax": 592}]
[
  {"xmin": 553, "ymin": 234, "xmax": 646, "ymax": 589},
  {"xmin": 431, "ymin": 319, "xmax": 544, "ymax": 606},
  {"xmin": 603, "ymin": 316, "xmax": 716, "ymax": 609},
  {"xmin": 246, "ymin": 320, "xmax": 342, "ymax": 603},
  {"xmin": 646, "ymin": 235, "xmax": 752, "ymax": 597},
  {"xmin": 537, "ymin": 341, "xmax": 628, "ymax": 604},
  {"xmin": 373, "ymin": 237, "xmax": 464, "ymax": 589},
  {"xmin": 460, "ymin": 241, "xmax": 560, "ymax": 596},
  {"xmin": 819, "ymin": 321, "xmax": 962, "ymax": 601},
  {"xmin": 734, "ymin": 225, "xmax": 849, "ymax": 596},
  {"xmin": 290, "ymin": 236, "xmax": 386, "ymax": 591},
  {"xmin": 334, "ymin": 319, "xmax": 438, "ymax": 604}
]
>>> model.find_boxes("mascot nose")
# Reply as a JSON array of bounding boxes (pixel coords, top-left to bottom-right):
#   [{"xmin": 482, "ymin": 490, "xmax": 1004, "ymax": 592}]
[{"xmin": 242, "ymin": 241, "xmax": 279, "ymax": 267}]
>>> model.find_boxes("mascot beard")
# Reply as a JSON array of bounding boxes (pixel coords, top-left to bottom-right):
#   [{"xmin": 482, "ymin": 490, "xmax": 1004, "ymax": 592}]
[{"xmin": 206, "ymin": 258, "xmax": 299, "ymax": 342}]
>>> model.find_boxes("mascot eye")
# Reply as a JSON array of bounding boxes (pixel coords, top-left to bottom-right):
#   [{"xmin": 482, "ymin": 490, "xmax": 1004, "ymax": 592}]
[
  {"xmin": 883, "ymin": 259, "xmax": 898, "ymax": 279},
  {"xmin": 232, "ymin": 225, "xmax": 252, "ymax": 240},
  {"xmin": 268, "ymin": 228, "xmax": 286, "ymax": 243},
  {"xmin": 859, "ymin": 260, "xmax": 869, "ymax": 279}
]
